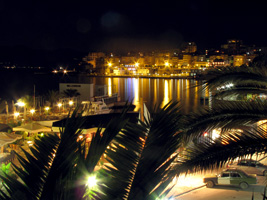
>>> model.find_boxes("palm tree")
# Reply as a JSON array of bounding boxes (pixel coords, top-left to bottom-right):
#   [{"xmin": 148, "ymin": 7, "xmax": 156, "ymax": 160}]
[
  {"xmin": 46, "ymin": 90, "xmax": 60, "ymax": 107},
  {"xmin": 0, "ymin": 99, "xmax": 6, "ymax": 114},
  {"xmin": 1, "ymin": 100, "xmax": 267, "ymax": 199},
  {"xmin": 199, "ymin": 58, "xmax": 267, "ymax": 101},
  {"xmin": 0, "ymin": 102, "xmax": 187, "ymax": 200},
  {"xmin": 63, "ymin": 89, "xmax": 81, "ymax": 98},
  {"xmin": 176, "ymin": 57, "xmax": 267, "ymax": 174}
]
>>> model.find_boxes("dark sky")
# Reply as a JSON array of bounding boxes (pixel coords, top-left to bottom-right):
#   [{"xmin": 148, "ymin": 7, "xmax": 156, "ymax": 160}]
[{"xmin": 1, "ymin": 0, "xmax": 267, "ymax": 53}]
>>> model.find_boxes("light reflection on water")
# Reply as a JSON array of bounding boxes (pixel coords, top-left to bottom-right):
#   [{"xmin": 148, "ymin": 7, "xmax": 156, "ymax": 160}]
[
  {"xmin": 93, "ymin": 77, "xmax": 208, "ymax": 114},
  {"xmin": 108, "ymin": 78, "xmax": 112, "ymax": 97}
]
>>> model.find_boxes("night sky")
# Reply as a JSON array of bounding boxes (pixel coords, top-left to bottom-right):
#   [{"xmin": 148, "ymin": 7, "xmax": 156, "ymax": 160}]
[{"xmin": 1, "ymin": 0, "xmax": 267, "ymax": 53}]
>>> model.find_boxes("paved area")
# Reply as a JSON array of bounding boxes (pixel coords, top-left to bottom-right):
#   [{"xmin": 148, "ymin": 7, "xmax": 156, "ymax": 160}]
[{"xmin": 168, "ymin": 156, "xmax": 267, "ymax": 198}]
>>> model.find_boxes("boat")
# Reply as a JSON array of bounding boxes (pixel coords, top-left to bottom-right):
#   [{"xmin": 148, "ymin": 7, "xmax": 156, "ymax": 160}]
[
  {"xmin": 81, "ymin": 101, "xmax": 111, "ymax": 116},
  {"xmin": 108, "ymin": 101, "xmax": 136, "ymax": 112}
]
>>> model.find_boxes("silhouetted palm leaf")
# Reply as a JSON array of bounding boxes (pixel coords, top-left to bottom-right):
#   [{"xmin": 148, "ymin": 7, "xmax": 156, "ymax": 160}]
[
  {"xmin": 199, "ymin": 62, "xmax": 267, "ymax": 101},
  {"xmin": 95, "ymin": 101, "xmax": 184, "ymax": 200},
  {"xmin": 0, "ymin": 108, "xmax": 85, "ymax": 200},
  {"xmin": 183, "ymin": 100, "xmax": 267, "ymax": 141},
  {"xmin": 2, "ymin": 102, "xmax": 186, "ymax": 200},
  {"xmin": 177, "ymin": 127, "xmax": 267, "ymax": 174},
  {"xmin": 0, "ymin": 132, "xmax": 61, "ymax": 199}
]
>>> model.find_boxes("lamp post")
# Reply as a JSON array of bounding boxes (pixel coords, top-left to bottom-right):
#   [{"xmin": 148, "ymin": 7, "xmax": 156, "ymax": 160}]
[
  {"xmin": 30, "ymin": 109, "xmax": 35, "ymax": 120},
  {"xmin": 45, "ymin": 107, "xmax": 50, "ymax": 116},
  {"xmin": 17, "ymin": 101, "xmax": 26, "ymax": 121},
  {"xmin": 57, "ymin": 103, "xmax": 62, "ymax": 114},
  {"xmin": 69, "ymin": 100, "xmax": 74, "ymax": 107},
  {"xmin": 14, "ymin": 112, "xmax": 20, "ymax": 122},
  {"xmin": 69, "ymin": 100, "xmax": 74, "ymax": 113}
]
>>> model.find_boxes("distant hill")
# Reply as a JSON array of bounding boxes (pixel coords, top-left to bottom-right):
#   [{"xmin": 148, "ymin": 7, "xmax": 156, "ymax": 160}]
[{"xmin": 0, "ymin": 46, "xmax": 87, "ymax": 68}]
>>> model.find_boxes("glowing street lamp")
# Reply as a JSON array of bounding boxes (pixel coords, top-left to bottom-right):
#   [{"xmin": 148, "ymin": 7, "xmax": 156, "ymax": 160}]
[
  {"xmin": 45, "ymin": 107, "xmax": 50, "ymax": 115},
  {"xmin": 135, "ymin": 62, "xmax": 139, "ymax": 67},
  {"xmin": 17, "ymin": 101, "xmax": 26, "ymax": 120},
  {"xmin": 57, "ymin": 103, "xmax": 62, "ymax": 113},
  {"xmin": 164, "ymin": 61, "xmax": 170, "ymax": 67},
  {"xmin": 17, "ymin": 102, "xmax": 25, "ymax": 107},
  {"xmin": 69, "ymin": 100, "xmax": 74, "ymax": 106},
  {"xmin": 14, "ymin": 112, "xmax": 20, "ymax": 120},
  {"xmin": 30, "ymin": 109, "xmax": 35, "ymax": 120},
  {"xmin": 107, "ymin": 62, "xmax": 112, "ymax": 67}
]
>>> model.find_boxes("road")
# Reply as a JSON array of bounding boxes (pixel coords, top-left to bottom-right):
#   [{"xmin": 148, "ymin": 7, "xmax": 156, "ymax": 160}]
[
  {"xmin": 176, "ymin": 184, "xmax": 266, "ymax": 200},
  {"xmin": 173, "ymin": 176, "xmax": 267, "ymax": 200}
]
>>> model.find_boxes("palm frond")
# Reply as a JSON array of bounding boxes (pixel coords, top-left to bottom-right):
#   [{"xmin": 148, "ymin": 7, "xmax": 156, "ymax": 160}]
[
  {"xmin": 0, "ymin": 133, "xmax": 60, "ymax": 200},
  {"xmin": 39, "ymin": 108, "xmax": 85, "ymax": 200},
  {"xmin": 128, "ymin": 101, "xmax": 184, "ymax": 200},
  {"xmin": 92, "ymin": 101, "xmax": 184, "ymax": 200},
  {"xmin": 213, "ymin": 88, "xmax": 267, "ymax": 100},
  {"xmin": 184, "ymin": 100, "xmax": 267, "ymax": 141},
  {"xmin": 201, "ymin": 64, "xmax": 267, "ymax": 93},
  {"xmin": 176, "ymin": 127, "xmax": 267, "ymax": 174},
  {"xmin": 75, "ymin": 107, "xmax": 137, "ymax": 200},
  {"xmin": 0, "ymin": 108, "xmax": 86, "ymax": 200},
  {"xmin": 98, "ymin": 121, "xmax": 146, "ymax": 200}
]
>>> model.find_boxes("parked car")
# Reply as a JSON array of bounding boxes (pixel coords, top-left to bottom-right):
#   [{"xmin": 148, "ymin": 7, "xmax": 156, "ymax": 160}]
[
  {"xmin": 228, "ymin": 159, "xmax": 267, "ymax": 176},
  {"xmin": 203, "ymin": 168, "xmax": 257, "ymax": 189}
]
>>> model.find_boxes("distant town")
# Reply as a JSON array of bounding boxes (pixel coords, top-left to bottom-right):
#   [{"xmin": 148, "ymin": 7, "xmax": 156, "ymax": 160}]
[
  {"xmin": 62, "ymin": 39, "xmax": 265, "ymax": 78},
  {"xmin": 0, "ymin": 39, "xmax": 265, "ymax": 78}
]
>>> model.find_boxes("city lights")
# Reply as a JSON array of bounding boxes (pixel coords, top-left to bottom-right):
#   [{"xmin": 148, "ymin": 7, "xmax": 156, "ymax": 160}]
[{"xmin": 164, "ymin": 61, "xmax": 170, "ymax": 67}]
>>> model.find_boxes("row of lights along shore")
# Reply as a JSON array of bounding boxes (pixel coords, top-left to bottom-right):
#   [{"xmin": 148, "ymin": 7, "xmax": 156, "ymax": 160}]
[{"xmin": 14, "ymin": 100, "xmax": 75, "ymax": 119}]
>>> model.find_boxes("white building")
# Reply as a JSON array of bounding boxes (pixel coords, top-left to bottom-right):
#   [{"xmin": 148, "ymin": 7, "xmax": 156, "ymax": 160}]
[{"xmin": 59, "ymin": 83, "xmax": 94, "ymax": 102}]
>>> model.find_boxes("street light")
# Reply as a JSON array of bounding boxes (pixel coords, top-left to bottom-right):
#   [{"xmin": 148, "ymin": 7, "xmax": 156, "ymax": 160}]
[
  {"xmin": 57, "ymin": 103, "xmax": 62, "ymax": 113},
  {"xmin": 17, "ymin": 102, "xmax": 25, "ymax": 107},
  {"xmin": 30, "ymin": 109, "xmax": 35, "ymax": 115},
  {"xmin": 30, "ymin": 109, "xmax": 35, "ymax": 120},
  {"xmin": 69, "ymin": 100, "xmax": 74, "ymax": 106},
  {"xmin": 17, "ymin": 101, "xmax": 26, "ymax": 121},
  {"xmin": 135, "ymin": 62, "xmax": 139, "ymax": 67},
  {"xmin": 164, "ymin": 61, "xmax": 170, "ymax": 67},
  {"xmin": 14, "ymin": 112, "xmax": 20, "ymax": 120},
  {"xmin": 45, "ymin": 107, "xmax": 50, "ymax": 115}
]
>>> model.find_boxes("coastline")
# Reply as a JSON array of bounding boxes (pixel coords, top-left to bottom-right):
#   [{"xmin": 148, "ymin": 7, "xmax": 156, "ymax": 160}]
[{"xmin": 81, "ymin": 73, "xmax": 206, "ymax": 80}]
